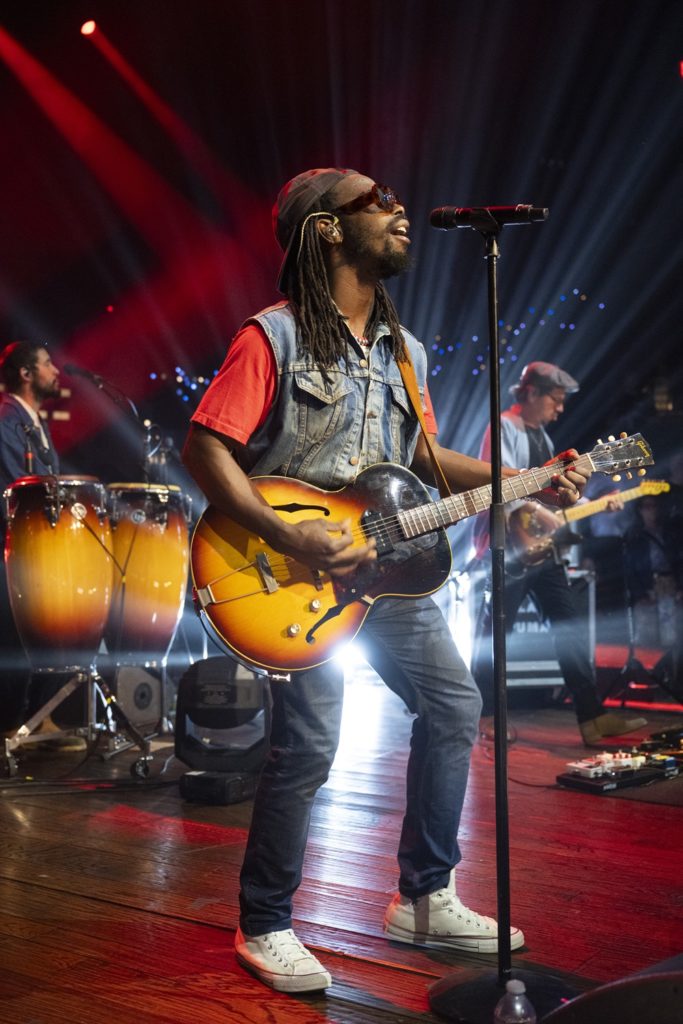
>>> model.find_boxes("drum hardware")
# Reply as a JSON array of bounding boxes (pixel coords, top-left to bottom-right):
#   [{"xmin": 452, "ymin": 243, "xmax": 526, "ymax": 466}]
[
  {"xmin": 104, "ymin": 483, "xmax": 192, "ymax": 735},
  {"xmin": 1, "ymin": 669, "xmax": 154, "ymax": 779},
  {"xmin": 1, "ymin": 474, "xmax": 155, "ymax": 777},
  {"xmin": 3, "ymin": 473, "xmax": 192, "ymax": 768}
]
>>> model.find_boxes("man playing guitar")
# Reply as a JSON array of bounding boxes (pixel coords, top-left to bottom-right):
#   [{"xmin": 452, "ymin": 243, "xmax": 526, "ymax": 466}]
[{"xmin": 470, "ymin": 361, "xmax": 646, "ymax": 746}]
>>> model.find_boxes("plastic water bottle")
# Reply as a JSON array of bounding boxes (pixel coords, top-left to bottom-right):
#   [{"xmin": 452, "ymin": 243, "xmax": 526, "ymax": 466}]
[{"xmin": 493, "ymin": 979, "xmax": 537, "ymax": 1023}]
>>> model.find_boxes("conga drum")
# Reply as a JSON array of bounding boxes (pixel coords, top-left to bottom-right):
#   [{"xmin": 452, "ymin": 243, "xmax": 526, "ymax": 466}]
[
  {"xmin": 105, "ymin": 483, "xmax": 191, "ymax": 659},
  {"xmin": 4, "ymin": 475, "xmax": 114, "ymax": 669}
]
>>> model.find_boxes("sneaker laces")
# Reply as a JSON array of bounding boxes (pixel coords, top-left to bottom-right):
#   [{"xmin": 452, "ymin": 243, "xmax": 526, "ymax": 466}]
[
  {"xmin": 262, "ymin": 929, "xmax": 315, "ymax": 967},
  {"xmin": 430, "ymin": 889, "xmax": 496, "ymax": 931}
]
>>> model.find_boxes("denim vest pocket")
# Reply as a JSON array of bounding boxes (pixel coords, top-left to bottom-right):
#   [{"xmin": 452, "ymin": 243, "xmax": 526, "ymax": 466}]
[
  {"xmin": 388, "ymin": 379, "xmax": 415, "ymax": 418},
  {"xmin": 387, "ymin": 378, "xmax": 420, "ymax": 456},
  {"xmin": 292, "ymin": 370, "xmax": 354, "ymax": 447}
]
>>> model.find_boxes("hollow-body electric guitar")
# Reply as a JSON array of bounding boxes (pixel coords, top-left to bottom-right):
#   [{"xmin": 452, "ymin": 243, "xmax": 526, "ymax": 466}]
[
  {"xmin": 190, "ymin": 433, "xmax": 653, "ymax": 672},
  {"xmin": 508, "ymin": 478, "xmax": 670, "ymax": 567}
]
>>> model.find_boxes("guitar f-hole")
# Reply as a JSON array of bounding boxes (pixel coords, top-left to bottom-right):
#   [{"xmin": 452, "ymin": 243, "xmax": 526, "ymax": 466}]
[{"xmin": 304, "ymin": 594, "xmax": 373, "ymax": 646}]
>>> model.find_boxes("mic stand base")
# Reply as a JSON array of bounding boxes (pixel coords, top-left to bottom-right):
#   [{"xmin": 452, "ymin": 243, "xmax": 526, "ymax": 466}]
[{"xmin": 428, "ymin": 964, "xmax": 581, "ymax": 1023}]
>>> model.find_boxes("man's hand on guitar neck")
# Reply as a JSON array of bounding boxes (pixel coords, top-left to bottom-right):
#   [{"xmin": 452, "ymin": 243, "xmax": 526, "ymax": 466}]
[{"xmin": 540, "ymin": 448, "xmax": 591, "ymax": 508}]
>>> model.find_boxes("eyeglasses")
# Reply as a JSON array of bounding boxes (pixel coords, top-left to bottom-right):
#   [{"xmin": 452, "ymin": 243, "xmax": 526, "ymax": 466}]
[{"xmin": 332, "ymin": 183, "xmax": 402, "ymax": 215}]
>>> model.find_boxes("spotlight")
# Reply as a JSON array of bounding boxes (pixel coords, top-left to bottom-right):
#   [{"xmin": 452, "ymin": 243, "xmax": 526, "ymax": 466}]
[{"xmin": 80, "ymin": 21, "xmax": 97, "ymax": 36}]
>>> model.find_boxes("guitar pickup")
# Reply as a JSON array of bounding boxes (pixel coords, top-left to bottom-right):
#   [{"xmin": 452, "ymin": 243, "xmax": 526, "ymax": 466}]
[
  {"xmin": 255, "ymin": 551, "xmax": 279, "ymax": 593},
  {"xmin": 361, "ymin": 509, "xmax": 393, "ymax": 555}
]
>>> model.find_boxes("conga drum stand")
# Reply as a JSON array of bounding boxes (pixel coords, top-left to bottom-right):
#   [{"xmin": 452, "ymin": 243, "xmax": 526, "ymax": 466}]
[
  {"xmin": 2, "ymin": 667, "xmax": 154, "ymax": 778},
  {"xmin": 2, "ymin": 474, "xmax": 154, "ymax": 778}
]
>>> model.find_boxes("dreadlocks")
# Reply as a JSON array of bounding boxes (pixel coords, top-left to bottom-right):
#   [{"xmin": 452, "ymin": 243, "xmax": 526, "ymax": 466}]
[{"xmin": 287, "ymin": 220, "xmax": 407, "ymax": 368}]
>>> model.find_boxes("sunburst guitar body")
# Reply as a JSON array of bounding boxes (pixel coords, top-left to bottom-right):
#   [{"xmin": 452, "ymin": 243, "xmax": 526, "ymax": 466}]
[
  {"xmin": 190, "ymin": 466, "xmax": 451, "ymax": 672},
  {"xmin": 190, "ymin": 433, "xmax": 654, "ymax": 673}
]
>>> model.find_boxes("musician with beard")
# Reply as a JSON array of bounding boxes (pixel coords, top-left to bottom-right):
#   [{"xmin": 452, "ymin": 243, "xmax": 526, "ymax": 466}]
[
  {"xmin": 0, "ymin": 340, "xmax": 60, "ymax": 733},
  {"xmin": 182, "ymin": 169, "xmax": 589, "ymax": 993}
]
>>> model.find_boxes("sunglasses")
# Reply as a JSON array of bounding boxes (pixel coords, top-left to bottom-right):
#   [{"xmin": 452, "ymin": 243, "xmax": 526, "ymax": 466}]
[{"xmin": 332, "ymin": 183, "xmax": 402, "ymax": 215}]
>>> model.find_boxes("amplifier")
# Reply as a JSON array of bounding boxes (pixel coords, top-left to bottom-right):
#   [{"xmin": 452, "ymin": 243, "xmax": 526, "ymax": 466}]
[{"xmin": 51, "ymin": 665, "xmax": 162, "ymax": 728}]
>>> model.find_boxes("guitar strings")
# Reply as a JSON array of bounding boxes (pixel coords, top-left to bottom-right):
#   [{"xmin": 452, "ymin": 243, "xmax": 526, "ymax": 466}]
[
  {"xmin": 200, "ymin": 444, "xmax": 641, "ymax": 597},
  {"xmin": 261, "ymin": 454, "xmax": 600, "ymax": 574}
]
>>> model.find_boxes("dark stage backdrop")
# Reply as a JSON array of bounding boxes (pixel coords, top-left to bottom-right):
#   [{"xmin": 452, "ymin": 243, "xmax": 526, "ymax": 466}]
[{"xmin": 1, "ymin": 0, "xmax": 681, "ymax": 512}]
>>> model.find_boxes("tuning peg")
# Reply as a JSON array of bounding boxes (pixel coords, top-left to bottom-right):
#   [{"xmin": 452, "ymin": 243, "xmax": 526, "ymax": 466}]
[
  {"xmin": 597, "ymin": 438, "xmax": 603, "ymax": 445},
  {"xmin": 638, "ymin": 468, "xmax": 647, "ymax": 476},
  {"xmin": 608, "ymin": 435, "xmax": 615, "ymax": 442},
  {"xmin": 620, "ymin": 431, "xmax": 627, "ymax": 438},
  {"xmin": 626, "ymin": 471, "xmax": 633, "ymax": 480},
  {"xmin": 612, "ymin": 474, "xmax": 622, "ymax": 482}
]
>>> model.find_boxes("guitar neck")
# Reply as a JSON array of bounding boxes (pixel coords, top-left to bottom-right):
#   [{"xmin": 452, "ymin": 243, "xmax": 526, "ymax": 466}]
[
  {"xmin": 399, "ymin": 452, "xmax": 595, "ymax": 539},
  {"xmin": 560, "ymin": 483, "xmax": 650, "ymax": 524}
]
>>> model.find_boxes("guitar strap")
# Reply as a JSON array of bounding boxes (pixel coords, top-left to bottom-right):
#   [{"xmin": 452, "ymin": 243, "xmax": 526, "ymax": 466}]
[{"xmin": 398, "ymin": 354, "xmax": 452, "ymax": 498}]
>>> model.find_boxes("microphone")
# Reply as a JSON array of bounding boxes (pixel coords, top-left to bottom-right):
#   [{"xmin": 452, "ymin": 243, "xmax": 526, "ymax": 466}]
[
  {"xmin": 22, "ymin": 424, "xmax": 35, "ymax": 473},
  {"xmin": 63, "ymin": 362, "xmax": 104, "ymax": 386},
  {"xmin": 430, "ymin": 204, "xmax": 549, "ymax": 230}
]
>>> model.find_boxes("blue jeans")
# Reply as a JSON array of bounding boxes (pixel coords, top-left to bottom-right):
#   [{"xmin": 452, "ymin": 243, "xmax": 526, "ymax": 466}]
[
  {"xmin": 238, "ymin": 595, "xmax": 482, "ymax": 935},
  {"xmin": 471, "ymin": 561, "xmax": 603, "ymax": 723}
]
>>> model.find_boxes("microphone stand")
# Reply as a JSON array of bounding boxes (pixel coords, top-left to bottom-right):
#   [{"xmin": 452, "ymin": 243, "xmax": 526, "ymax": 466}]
[
  {"xmin": 428, "ymin": 217, "xmax": 578, "ymax": 1022},
  {"xmin": 71, "ymin": 370, "xmax": 161, "ymax": 481},
  {"xmin": 22, "ymin": 424, "xmax": 35, "ymax": 474}
]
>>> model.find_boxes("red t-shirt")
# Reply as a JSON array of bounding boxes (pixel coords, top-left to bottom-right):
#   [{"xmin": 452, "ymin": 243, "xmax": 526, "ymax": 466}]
[{"xmin": 192, "ymin": 322, "xmax": 438, "ymax": 443}]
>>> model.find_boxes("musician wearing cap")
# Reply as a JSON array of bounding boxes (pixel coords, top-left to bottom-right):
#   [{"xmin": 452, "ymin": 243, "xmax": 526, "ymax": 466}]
[
  {"xmin": 0, "ymin": 340, "xmax": 60, "ymax": 733},
  {"xmin": 471, "ymin": 360, "xmax": 646, "ymax": 745},
  {"xmin": 182, "ymin": 169, "xmax": 590, "ymax": 993}
]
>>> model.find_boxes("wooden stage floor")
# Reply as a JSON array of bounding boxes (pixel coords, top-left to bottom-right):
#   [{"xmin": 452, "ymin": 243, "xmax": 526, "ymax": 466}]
[{"xmin": 1, "ymin": 666, "xmax": 682, "ymax": 1023}]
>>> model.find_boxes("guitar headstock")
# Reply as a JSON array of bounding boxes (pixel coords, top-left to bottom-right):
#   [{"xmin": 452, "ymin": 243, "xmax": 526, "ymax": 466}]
[
  {"xmin": 589, "ymin": 433, "xmax": 654, "ymax": 476},
  {"xmin": 639, "ymin": 480, "xmax": 670, "ymax": 497}
]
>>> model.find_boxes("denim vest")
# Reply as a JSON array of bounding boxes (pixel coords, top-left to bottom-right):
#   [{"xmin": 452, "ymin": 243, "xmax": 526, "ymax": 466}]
[{"xmin": 238, "ymin": 302, "xmax": 429, "ymax": 489}]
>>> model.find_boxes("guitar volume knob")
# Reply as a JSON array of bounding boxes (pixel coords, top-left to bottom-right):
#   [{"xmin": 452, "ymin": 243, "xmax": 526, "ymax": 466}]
[{"xmin": 287, "ymin": 623, "xmax": 302, "ymax": 637}]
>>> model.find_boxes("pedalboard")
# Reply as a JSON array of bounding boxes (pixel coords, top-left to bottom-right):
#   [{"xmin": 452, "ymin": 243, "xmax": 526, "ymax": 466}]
[{"xmin": 557, "ymin": 733, "xmax": 683, "ymax": 794}]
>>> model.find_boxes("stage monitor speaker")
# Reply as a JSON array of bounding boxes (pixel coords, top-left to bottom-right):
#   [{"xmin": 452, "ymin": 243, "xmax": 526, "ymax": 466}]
[
  {"xmin": 540, "ymin": 970, "xmax": 683, "ymax": 1022},
  {"xmin": 112, "ymin": 666, "xmax": 162, "ymax": 727},
  {"xmin": 174, "ymin": 655, "xmax": 269, "ymax": 774},
  {"xmin": 51, "ymin": 666, "xmax": 162, "ymax": 728}
]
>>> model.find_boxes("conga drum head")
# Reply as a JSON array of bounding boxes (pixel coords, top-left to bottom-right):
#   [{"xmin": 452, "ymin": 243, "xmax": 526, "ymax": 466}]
[
  {"xmin": 105, "ymin": 483, "xmax": 190, "ymax": 659},
  {"xmin": 4, "ymin": 476, "xmax": 114, "ymax": 669}
]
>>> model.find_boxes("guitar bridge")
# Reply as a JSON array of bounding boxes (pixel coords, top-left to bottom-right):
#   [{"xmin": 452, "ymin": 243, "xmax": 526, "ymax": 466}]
[
  {"xmin": 255, "ymin": 552, "xmax": 279, "ymax": 593},
  {"xmin": 193, "ymin": 583, "xmax": 215, "ymax": 610}
]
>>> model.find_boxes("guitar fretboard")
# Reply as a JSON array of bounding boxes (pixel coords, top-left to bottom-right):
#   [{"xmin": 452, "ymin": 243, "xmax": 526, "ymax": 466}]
[
  {"xmin": 558, "ymin": 481, "xmax": 669, "ymax": 524},
  {"xmin": 399, "ymin": 454, "xmax": 594, "ymax": 539}
]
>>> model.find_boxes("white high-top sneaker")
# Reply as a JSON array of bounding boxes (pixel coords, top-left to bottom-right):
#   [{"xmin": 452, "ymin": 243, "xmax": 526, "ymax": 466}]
[
  {"xmin": 235, "ymin": 927, "xmax": 332, "ymax": 992},
  {"xmin": 384, "ymin": 870, "xmax": 524, "ymax": 953}
]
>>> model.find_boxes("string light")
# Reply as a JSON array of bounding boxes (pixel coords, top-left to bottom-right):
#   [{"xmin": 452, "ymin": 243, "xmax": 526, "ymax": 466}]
[
  {"xmin": 161, "ymin": 363, "xmax": 218, "ymax": 403},
  {"xmin": 428, "ymin": 285, "xmax": 608, "ymax": 377}
]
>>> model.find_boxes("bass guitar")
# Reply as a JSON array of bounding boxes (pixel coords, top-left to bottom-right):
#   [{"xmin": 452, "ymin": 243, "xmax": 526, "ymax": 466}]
[
  {"xmin": 190, "ymin": 433, "xmax": 653, "ymax": 672},
  {"xmin": 508, "ymin": 479, "xmax": 670, "ymax": 567}
]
